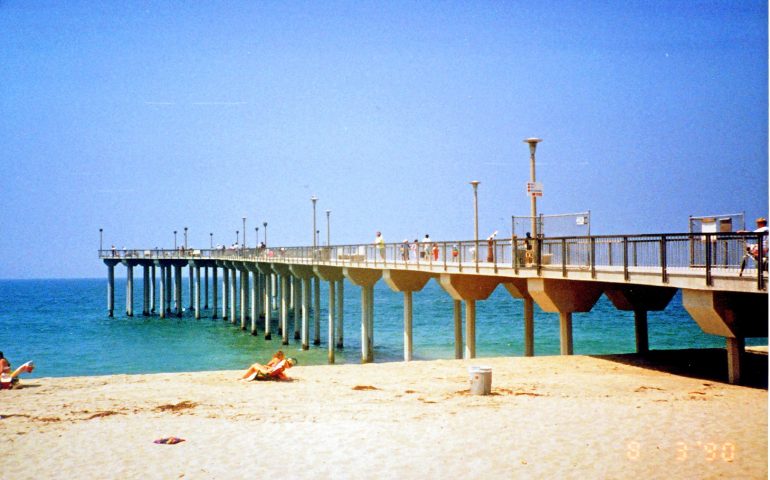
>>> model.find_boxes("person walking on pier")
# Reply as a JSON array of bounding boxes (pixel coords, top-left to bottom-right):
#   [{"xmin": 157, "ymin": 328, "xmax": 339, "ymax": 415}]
[{"xmin": 375, "ymin": 231, "xmax": 386, "ymax": 260}]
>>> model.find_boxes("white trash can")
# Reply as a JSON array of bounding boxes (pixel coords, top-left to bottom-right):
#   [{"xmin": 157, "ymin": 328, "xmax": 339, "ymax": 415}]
[{"xmin": 468, "ymin": 366, "xmax": 492, "ymax": 395}]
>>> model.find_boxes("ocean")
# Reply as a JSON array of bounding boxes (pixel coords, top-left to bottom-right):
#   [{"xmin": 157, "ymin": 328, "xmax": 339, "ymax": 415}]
[{"xmin": 0, "ymin": 278, "xmax": 765, "ymax": 378}]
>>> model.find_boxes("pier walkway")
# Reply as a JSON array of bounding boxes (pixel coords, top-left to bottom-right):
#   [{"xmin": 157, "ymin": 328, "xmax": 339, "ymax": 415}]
[{"xmin": 100, "ymin": 231, "xmax": 767, "ymax": 384}]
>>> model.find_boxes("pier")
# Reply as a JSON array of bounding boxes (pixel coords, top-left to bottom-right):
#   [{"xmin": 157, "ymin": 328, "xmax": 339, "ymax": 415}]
[{"xmin": 100, "ymin": 231, "xmax": 767, "ymax": 384}]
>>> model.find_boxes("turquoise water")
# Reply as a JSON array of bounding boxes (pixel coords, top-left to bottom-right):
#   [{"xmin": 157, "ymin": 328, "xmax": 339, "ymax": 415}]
[{"xmin": 0, "ymin": 278, "xmax": 765, "ymax": 378}]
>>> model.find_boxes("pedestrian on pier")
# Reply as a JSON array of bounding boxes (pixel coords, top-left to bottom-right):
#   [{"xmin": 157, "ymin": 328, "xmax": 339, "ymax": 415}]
[
  {"xmin": 401, "ymin": 240, "xmax": 410, "ymax": 261},
  {"xmin": 421, "ymin": 234, "xmax": 431, "ymax": 259},
  {"xmin": 375, "ymin": 231, "xmax": 386, "ymax": 260}
]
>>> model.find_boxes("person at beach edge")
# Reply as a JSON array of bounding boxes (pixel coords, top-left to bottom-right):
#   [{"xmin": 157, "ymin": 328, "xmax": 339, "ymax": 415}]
[
  {"xmin": 240, "ymin": 351, "xmax": 297, "ymax": 381},
  {"xmin": 1, "ymin": 351, "xmax": 34, "ymax": 388}
]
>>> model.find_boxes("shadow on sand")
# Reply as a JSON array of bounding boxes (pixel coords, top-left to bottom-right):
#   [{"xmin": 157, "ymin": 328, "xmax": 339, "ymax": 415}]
[{"xmin": 591, "ymin": 348, "xmax": 768, "ymax": 390}]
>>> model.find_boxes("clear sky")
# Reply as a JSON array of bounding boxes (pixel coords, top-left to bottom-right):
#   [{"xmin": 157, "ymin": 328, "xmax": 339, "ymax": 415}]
[{"xmin": 1, "ymin": 1, "xmax": 767, "ymax": 279}]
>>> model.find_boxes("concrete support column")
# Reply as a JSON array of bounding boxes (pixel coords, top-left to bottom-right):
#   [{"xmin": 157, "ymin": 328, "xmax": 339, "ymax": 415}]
[
  {"xmin": 528, "ymin": 279, "xmax": 604, "ymax": 356},
  {"xmin": 230, "ymin": 267, "xmax": 237, "ymax": 324},
  {"xmin": 126, "ymin": 263, "xmax": 134, "ymax": 317},
  {"xmin": 559, "ymin": 312, "xmax": 573, "ymax": 355},
  {"xmin": 142, "ymin": 264, "xmax": 150, "ymax": 316},
  {"xmin": 383, "ymin": 270, "xmax": 431, "ymax": 362},
  {"xmin": 465, "ymin": 299, "xmax": 476, "ymax": 359},
  {"xmin": 264, "ymin": 273, "xmax": 272, "ymax": 339},
  {"xmin": 314, "ymin": 277, "xmax": 321, "ymax": 346},
  {"xmin": 326, "ymin": 280, "xmax": 336, "ymax": 363},
  {"xmin": 240, "ymin": 268, "xmax": 248, "ymax": 330},
  {"xmin": 106, "ymin": 262, "xmax": 115, "ymax": 317},
  {"xmin": 159, "ymin": 265, "xmax": 166, "ymax": 319},
  {"xmin": 221, "ymin": 267, "xmax": 229, "ymax": 320},
  {"xmin": 361, "ymin": 286, "xmax": 373, "ymax": 362},
  {"xmin": 605, "ymin": 286, "xmax": 676, "ymax": 355},
  {"xmin": 336, "ymin": 279, "xmax": 344, "ymax": 348},
  {"xmin": 204, "ymin": 266, "xmax": 209, "ymax": 309},
  {"xmin": 438, "ymin": 274, "xmax": 501, "ymax": 360},
  {"xmin": 404, "ymin": 291, "xmax": 413, "ymax": 361},
  {"xmin": 524, "ymin": 298, "xmax": 534, "ymax": 356},
  {"xmin": 212, "ymin": 266, "xmax": 218, "ymax": 319},
  {"xmin": 294, "ymin": 277, "xmax": 301, "ymax": 340},
  {"xmin": 633, "ymin": 309, "xmax": 648, "ymax": 353},
  {"xmin": 343, "ymin": 268, "xmax": 381, "ymax": 364},
  {"xmin": 194, "ymin": 264, "xmax": 201, "ymax": 320},
  {"xmin": 302, "ymin": 277, "xmax": 311, "ymax": 350},
  {"xmin": 165, "ymin": 265, "xmax": 172, "ymax": 313},
  {"xmin": 188, "ymin": 265, "xmax": 194, "ymax": 309},
  {"xmin": 249, "ymin": 268, "xmax": 259, "ymax": 335},
  {"xmin": 281, "ymin": 275, "xmax": 289, "ymax": 345},
  {"xmin": 453, "ymin": 300, "xmax": 462, "ymax": 359},
  {"xmin": 150, "ymin": 264, "xmax": 156, "ymax": 314},
  {"xmin": 174, "ymin": 265, "xmax": 183, "ymax": 317},
  {"xmin": 682, "ymin": 289, "xmax": 767, "ymax": 384}
]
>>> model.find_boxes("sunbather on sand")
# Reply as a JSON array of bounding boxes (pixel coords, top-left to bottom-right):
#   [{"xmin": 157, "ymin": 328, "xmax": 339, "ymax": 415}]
[
  {"xmin": 240, "ymin": 351, "xmax": 297, "ymax": 381},
  {"xmin": 0, "ymin": 351, "xmax": 34, "ymax": 389}
]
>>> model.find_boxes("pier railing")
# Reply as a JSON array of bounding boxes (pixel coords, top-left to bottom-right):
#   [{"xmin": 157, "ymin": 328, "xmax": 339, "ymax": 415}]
[{"xmin": 100, "ymin": 231, "xmax": 767, "ymax": 291}]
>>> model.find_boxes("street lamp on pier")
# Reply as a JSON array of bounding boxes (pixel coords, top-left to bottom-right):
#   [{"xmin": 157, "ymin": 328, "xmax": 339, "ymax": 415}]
[
  {"xmin": 174, "ymin": 230, "xmax": 177, "ymax": 249},
  {"xmin": 242, "ymin": 217, "xmax": 247, "ymax": 248},
  {"xmin": 470, "ymin": 180, "xmax": 480, "ymax": 271},
  {"xmin": 325, "ymin": 210, "xmax": 331, "ymax": 246},
  {"xmin": 236, "ymin": 230, "xmax": 239, "ymax": 246},
  {"xmin": 210, "ymin": 233, "xmax": 213, "ymax": 249},
  {"xmin": 311, "ymin": 196, "xmax": 318, "ymax": 251},
  {"xmin": 184, "ymin": 227, "xmax": 188, "ymax": 249},
  {"xmin": 524, "ymin": 138, "xmax": 542, "ymax": 238},
  {"xmin": 99, "ymin": 228, "xmax": 103, "ymax": 252}
]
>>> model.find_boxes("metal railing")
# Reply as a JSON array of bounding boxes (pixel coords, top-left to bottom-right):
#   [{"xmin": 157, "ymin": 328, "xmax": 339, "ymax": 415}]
[{"xmin": 99, "ymin": 232, "xmax": 767, "ymax": 291}]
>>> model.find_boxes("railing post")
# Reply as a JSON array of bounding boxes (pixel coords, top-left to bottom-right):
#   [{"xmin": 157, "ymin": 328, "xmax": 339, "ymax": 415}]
[
  {"xmin": 758, "ymin": 233, "xmax": 765, "ymax": 291},
  {"xmin": 705, "ymin": 233, "xmax": 713, "ymax": 287},
  {"xmin": 512, "ymin": 236, "xmax": 519, "ymax": 275},
  {"xmin": 660, "ymin": 235, "xmax": 668, "ymax": 284},
  {"xmin": 622, "ymin": 236, "xmax": 629, "ymax": 281},
  {"xmin": 443, "ymin": 241, "xmax": 448, "ymax": 272},
  {"xmin": 561, "ymin": 238, "xmax": 567, "ymax": 277},
  {"xmin": 590, "ymin": 237, "xmax": 596, "ymax": 279}
]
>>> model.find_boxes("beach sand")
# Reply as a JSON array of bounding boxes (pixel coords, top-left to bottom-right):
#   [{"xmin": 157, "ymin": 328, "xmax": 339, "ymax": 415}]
[{"xmin": 2, "ymin": 350, "xmax": 766, "ymax": 479}]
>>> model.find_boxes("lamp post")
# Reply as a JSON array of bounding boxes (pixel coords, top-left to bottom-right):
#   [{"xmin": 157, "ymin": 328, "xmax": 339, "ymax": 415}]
[
  {"xmin": 242, "ymin": 217, "xmax": 247, "ymax": 248},
  {"xmin": 236, "ymin": 230, "xmax": 239, "ymax": 246},
  {"xmin": 99, "ymin": 228, "xmax": 103, "ymax": 252},
  {"xmin": 210, "ymin": 233, "xmax": 213, "ymax": 249},
  {"xmin": 255, "ymin": 227, "xmax": 259, "ymax": 246},
  {"xmin": 174, "ymin": 230, "xmax": 177, "ymax": 249},
  {"xmin": 263, "ymin": 222, "xmax": 268, "ymax": 247},
  {"xmin": 470, "ymin": 180, "xmax": 480, "ymax": 270},
  {"xmin": 184, "ymin": 227, "xmax": 188, "ymax": 249},
  {"xmin": 311, "ymin": 196, "xmax": 318, "ymax": 251},
  {"xmin": 326, "ymin": 210, "xmax": 331, "ymax": 246},
  {"xmin": 524, "ymin": 138, "xmax": 542, "ymax": 238}
]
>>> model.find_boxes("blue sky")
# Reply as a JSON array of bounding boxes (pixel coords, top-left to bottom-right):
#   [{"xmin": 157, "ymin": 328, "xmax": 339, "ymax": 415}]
[{"xmin": 1, "ymin": 1, "xmax": 767, "ymax": 278}]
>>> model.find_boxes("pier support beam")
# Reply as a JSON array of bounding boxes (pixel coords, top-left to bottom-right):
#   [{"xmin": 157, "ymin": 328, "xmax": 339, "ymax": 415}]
[
  {"xmin": 313, "ymin": 277, "xmax": 321, "ymax": 345},
  {"xmin": 605, "ymin": 285, "xmax": 677, "ymax": 353},
  {"xmin": 104, "ymin": 259, "xmax": 118, "ymax": 317},
  {"xmin": 174, "ymin": 263, "xmax": 183, "ymax": 317},
  {"xmin": 682, "ymin": 290, "xmax": 768, "ymax": 384},
  {"xmin": 150, "ymin": 264, "xmax": 156, "ymax": 314},
  {"xmin": 229, "ymin": 265, "xmax": 237, "ymax": 325},
  {"xmin": 256, "ymin": 263, "xmax": 274, "ymax": 339},
  {"xmin": 240, "ymin": 265, "xmax": 249, "ymax": 330},
  {"xmin": 193, "ymin": 263, "xmax": 201, "ymax": 320},
  {"xmin": 439, "ymin": 274, "xmax": 501, "ymax": 359},
  {"xmin": 453, "ymin": 300, "xmax": 462, "ymax": 359},
  {"xmin": 204, "ymin": 266, "xmax": 209, "ymax": 310},
  {"xmin": 383, "ymin": 270, "xmax": 433, "ymax": 361},
  {"xmin": 125, "ymin": 263, "xmax": 134, "ymax": 317},
  {"xmin": 158, "ymin": 264, "xmax": 166, "ymax": 319},
  {"xmin": 503, "ymin": 279, "xmax": 534, "ymax": 357},
  {"xmin": 290, "ymin": 265, "xmax": 316, "ymax": 351},
  {"xmin": 142, "ymin": 263, "xmax": 150, "ymax": 316},
  {"xmin": 165, "ymin": 265, "xmax": 172, "ymax": 314},
  {"xmin": 272, "ymin": 264, "xmax": 292, "ymax": 345},
  {"xmin": 221, "ymin": 265, "xmax": 229, "ymax": 321},
  {"xmin": 527, "ymin": 279, "xmax": 604, "ymax": 355},
  {"xmin": 212, "ymin": 266, "xmax": 218, "ymax": 319},
  {"xmin": 336, "ymin": 279, "xmax": 344, "ymax": 348},
  {"xmin": 246, "ymin": 264, "xmax": 261, "ymax": 335},
  {"xmin": 293, "ymin": 277, "xmax": 301, "ymax": 340},
  {"xmin": 344, "ymin": 268, "xmax": 382, "ymax": 363}
]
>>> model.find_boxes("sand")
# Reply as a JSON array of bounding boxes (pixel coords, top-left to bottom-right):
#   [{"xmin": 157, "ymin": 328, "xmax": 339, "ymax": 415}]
[{"xmin": 1, "ymin": 352, "xmax": 767, "ymax": 479}]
